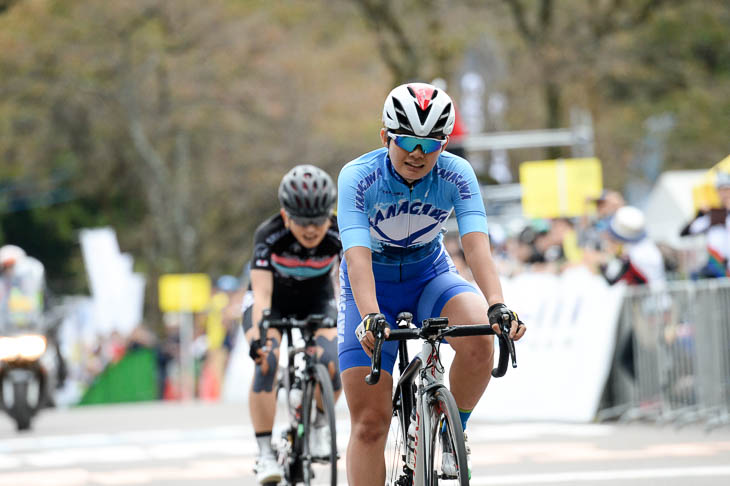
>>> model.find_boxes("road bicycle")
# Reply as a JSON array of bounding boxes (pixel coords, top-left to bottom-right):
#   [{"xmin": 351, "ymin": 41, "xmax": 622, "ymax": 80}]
[
  {"xmin": 367, "ymin": 312, "xmax": 517, "ymax": 485},
  {"xmin": 260, "ymin": 311, "xmax": 339, "ymax": 486}
]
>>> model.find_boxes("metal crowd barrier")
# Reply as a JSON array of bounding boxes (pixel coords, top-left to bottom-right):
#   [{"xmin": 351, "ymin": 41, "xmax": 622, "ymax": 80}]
[{"xmin": 599, "ymin": 278, "xmax": 730, "ymax": 429}]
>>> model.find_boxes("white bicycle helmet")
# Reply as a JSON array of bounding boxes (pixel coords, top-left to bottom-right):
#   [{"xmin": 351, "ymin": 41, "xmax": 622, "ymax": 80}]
[{"xmin": 382, "ymin": 82, "xmax": 455, "ymax": 138}]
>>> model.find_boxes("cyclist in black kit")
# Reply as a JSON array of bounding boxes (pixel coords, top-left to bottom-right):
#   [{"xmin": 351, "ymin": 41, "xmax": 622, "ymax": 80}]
[{"xmin": 242, "ymin": 165, "xmax": 342, "ymax": 484}]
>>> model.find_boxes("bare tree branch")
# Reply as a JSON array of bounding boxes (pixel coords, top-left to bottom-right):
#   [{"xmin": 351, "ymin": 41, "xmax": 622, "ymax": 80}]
[
  {"xmin": 538, "ymin": 0, "xmax": 553, "ymax": 36},
  {"xmin": 0, "ymin": 0, "xmax": 20, "ymax": 15},
  {"xmin": 503, "ymin": 0, "xmax": 536, "ymax": 44},
  {"xmin": 594, "ymin": 0, "xmax": 676, "ymax": 40},
  {"xmin": 353, "ymin": 0, "xmax": 419, "ymax": 81}
]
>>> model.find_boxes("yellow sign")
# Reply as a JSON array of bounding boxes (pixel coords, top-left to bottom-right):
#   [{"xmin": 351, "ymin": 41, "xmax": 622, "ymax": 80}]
[
  {"xmin": 693, "ymin": 154, "xmax": 730, "ymax": 211},
  {"xmin": 519, "ymin": 158, "xmax": 603, "ymax": 219},
  {"xmin": 692, "ymin": 179, "xmax": 720, "ymax": 211},
  {"xmin": 158, "ymin": 273, "xmax": 211, "ymax": 313}
]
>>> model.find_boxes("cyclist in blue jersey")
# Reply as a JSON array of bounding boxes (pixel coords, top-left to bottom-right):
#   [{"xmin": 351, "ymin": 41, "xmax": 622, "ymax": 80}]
[
  {"xmin": 337, "ymin": 83, "xmax": 526, "ymax": 485},
  {"xmin": 244, "ymin": 165, "xmax": 342, "ymax": 484}
]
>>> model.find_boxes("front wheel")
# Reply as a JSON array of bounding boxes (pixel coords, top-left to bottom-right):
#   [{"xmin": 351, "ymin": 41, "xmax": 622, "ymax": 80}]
[
  {"xmin": 11, "ymin": 380, "xmax": 33, "ymax": 431},
  {"xmin": 299, "ymin": 363, "xmax": 337, "ymax": 486},
  {"xmin": 384, "ymin": 389, "xmax": 413, "ymax": 486},
  {"xmin": 426, "ymin": 386, "xmax": 469, "ymax": 485}
]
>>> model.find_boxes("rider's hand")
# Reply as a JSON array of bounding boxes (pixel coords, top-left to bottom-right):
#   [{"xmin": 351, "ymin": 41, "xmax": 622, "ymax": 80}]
[
  {"xmin": 355, "ymin": 312, "xmax": 389, "ymax": 357},
  {"xmin": 488, "ymin": 303, "xmax": 526, "ymax": 340},
  {"xmin": 248, "ymin": 337, "xmax": 267, "ymax": 363}
]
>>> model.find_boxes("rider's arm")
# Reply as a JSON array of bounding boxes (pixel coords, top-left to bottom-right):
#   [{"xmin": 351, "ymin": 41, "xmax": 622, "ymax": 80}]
[
  {"xmin": 344, "ymin": 246, "xmax": 380, "ymax": 317},
  {"xmin": 461, "ymin": 231, "xmax": 504, "ymax": 306},
  {"xmin": 250, "ymin": 269, "xmax": 273, "ymax": 342},
  {"xmin": 447, "ymin": 158, "xmax": 502, "ymax": 304},
  {"xmin": 463, "ymin": 231, "xmax": 525, "ymax": 340},
  {"xmin": 337, "ymin": 161, "xmax": 380, "ymax": 318}
]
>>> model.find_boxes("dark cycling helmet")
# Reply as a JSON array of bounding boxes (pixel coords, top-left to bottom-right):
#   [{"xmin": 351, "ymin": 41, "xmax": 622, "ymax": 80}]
[
  {"xmin": 382, "ymin": 82, "xmax": 455, "ymax": 138},
  {"xmin": 278, "ymin": 165, "xmax": 336, "ymax": 218}
]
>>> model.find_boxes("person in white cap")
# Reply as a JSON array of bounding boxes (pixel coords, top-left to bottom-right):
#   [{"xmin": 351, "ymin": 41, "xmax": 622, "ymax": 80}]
[{"xmin": 600, "ymin": 206, "xmax": 666, "ymax": 286}]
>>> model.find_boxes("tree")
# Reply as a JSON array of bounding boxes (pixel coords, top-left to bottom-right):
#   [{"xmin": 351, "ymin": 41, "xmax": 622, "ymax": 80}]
[
  {"xmin": 0, "ymin": 0, "xmax": 387, "ymax": 302},
  {"xmin": 350, "ymin": 0, "xmax": 470, "ymax": 84}
]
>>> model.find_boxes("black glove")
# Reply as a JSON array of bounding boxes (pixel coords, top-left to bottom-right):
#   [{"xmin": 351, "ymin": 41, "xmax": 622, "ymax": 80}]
[
  {"xmin": 248, "ymin": 337, "xmax": 264, "ymax": 361},
  {"xmin": 487, "ymin": 303, "xmax": 521, "ymax": 333},
  {"xmin": 355, "ymin": 312, "xmax": 387, "ymax": 342}
]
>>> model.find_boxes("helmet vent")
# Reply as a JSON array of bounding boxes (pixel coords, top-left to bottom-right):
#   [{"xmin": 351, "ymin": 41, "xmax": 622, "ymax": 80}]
[
  {"xmin": 416, "ymin": 102, "xmax": 432, "ymax": 124},
  {"xmin": 392, "ymin": 98, "xmax": 413, "ymax": 133},
  {"xmin": 278, "ymin": 164, "xmax": 336, "ymax": 218},
  {"xmin": 430, "ymin": 102, "xmax": 452, "ymax": 136}
]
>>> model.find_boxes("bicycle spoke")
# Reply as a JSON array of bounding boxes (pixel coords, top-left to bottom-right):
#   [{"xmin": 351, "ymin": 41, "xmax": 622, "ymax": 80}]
[
  {"xmin": 300, "ymin": 364, "xmax": 338, "ymax": 486},
  {"xmin": 384, "ymin": 412, "xmax": 411, "ymax": 486}
]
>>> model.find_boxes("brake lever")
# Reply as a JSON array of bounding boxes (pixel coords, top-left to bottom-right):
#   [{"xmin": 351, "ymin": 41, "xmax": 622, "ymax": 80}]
[
  {"xmin": 365, "ymin": 318, "xmax": 387, "ymax": 385},
  {"xmin": 500, "ymin": 316, "xmax": 518, "ymax": 369}
]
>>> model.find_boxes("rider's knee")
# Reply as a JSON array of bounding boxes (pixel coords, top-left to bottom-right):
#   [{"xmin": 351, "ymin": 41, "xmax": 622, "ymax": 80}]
[
  {"xmin": 315, "ymin": 335, "xmax": 341, "ymax": 392},
  {"xmin": 351, "ymin": 409, "xmax": 390, "ymax": 444},
  {"xmin": 458, "ymin": 334, "xmax": 494, "ymax": 364}
]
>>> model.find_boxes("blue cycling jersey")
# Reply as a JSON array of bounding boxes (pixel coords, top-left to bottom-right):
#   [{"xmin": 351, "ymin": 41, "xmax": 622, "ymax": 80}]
[{"xmin": 337, "ymin": 147, "xmax": 488, "ymax": 265}]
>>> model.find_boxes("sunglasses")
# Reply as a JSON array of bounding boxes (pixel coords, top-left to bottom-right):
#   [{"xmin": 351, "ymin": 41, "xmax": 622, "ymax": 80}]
[
  {"xmin": 290, "ymin": 215, "xmax": 330, "ymax": 227},
  {"xmin": 387, "ymin": 132, "xmax": 447, "ymax": 154}
]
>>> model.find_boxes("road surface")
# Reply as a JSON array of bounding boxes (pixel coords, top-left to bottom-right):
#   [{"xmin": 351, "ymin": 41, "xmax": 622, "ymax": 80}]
[{"xmin": 1, "ymin": 401, "xmax": 730, "ymax": 485}]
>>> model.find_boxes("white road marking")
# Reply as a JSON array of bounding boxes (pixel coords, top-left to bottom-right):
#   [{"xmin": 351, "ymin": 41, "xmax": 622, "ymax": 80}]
[
  {"xmin": 468, "ymin": 440, "xmax": 730, "ymax": 465},
  {"xmin": 0, "ymin": 459, "xmax": 346, "ymax": 486},
  {"xmin": 3, "ymin": 462, "xmax": 730, "ymax": 486},
  {"xmin": 470, "ymin": 465, "xmax": 730, "ymax": 484},
  {"xmin": 1, "ymin": 420, "xmax": 729, "ymax": 485}
]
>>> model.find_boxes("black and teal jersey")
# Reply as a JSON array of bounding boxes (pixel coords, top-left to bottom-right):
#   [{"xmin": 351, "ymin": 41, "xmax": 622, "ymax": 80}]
[{"xmin": 250, "ymin": 214, "xmax": 341, "ymax": 306}]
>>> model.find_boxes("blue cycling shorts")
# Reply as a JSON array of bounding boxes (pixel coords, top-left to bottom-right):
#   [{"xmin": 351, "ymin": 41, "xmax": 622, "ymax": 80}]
[{"xmin": 337, "ymin": 246, "xmax": 480, "ymax": 375}]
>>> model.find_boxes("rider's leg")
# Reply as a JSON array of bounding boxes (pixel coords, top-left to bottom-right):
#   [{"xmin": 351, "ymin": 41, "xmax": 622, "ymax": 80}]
[
  {"xmin": 338, "ymin": 260, "xmax": 402, "ymax": 485},
  {"xmin": 315, "ymin": 328, "xmax": 342, "ymax": 402},
  {"xmin": 341, "ymin": 366, "xmax": 393, "ymax": 486},
  {"xmin": 416, "ymin": 272, "xmax": 493, "ymax": 429},
  {"xmin": 243, "ymin": 300, "xmax": 282, "ymax": 456},
  {"xmin": 312, "ymin": 328, "xmax": 342, "ymax": 446},
  {"xmin": 248, "ymin": 329, "xmax": 282, "ymax": 434},
  {"xmin": 440, "ymin": 291, "xmax": 494, "ymax": 421}
]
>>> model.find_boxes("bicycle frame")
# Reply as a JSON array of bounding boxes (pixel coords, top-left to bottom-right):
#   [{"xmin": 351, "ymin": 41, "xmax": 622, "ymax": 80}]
[
  {"xmin": 261, "ymin": 312, "xmax": 338, "ymax": 485},
  {"xmin": 369, "ymin": 312, "xmax": 517, "ymax": 485},
  {"xmin": 400, "ymin": 335, "xmax": 447, "ymax": 484}
]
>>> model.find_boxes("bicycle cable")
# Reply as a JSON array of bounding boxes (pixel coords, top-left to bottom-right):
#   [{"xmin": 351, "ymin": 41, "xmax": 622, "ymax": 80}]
[{"xmin": 425, "ymin": 338, "xmax": 446, "ymax": 376}]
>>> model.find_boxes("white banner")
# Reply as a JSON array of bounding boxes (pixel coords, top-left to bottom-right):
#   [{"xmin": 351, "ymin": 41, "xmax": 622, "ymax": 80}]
[
  {"xmin": 224, "ymin": 266, "xmax": 625, "ymax": 422},
  {"xmin": 466, "ymin": 266, "xmax": 626, "ymax": 422},
  {"xmin": 79, "ymin": 227, "xmax": 146, "ymax": 336}
]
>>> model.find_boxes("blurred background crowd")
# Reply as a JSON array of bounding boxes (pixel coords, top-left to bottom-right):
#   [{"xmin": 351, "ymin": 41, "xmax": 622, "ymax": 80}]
[{"xmin": 1, "ymin": 1, "xmax": 729, "ymax": 419}]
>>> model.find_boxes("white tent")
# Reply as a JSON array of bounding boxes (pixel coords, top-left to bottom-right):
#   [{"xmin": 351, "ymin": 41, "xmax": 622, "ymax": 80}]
[{"xmin": 643, "ymin": 170, "xmax": 707, "ymax": 249}]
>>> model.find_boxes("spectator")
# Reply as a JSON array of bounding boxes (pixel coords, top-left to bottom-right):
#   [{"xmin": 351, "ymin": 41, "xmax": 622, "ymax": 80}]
[
  {"xmin": 444, "ymin": 234, "xmax": 471, "ymax": 280},
  {"xmin": 599, "ymin": 206, "xmax": 667, "ymax": 385},
  {"xmin": 680, "ymin": 170, "xmax": 730, "ymax": 278},
  {"xmin": 580, "ymin": 189, "xmax": 626, "ymax": 251},
  {"xmin": 0, "ymin": 244, "xmax": 45, "ymax": 332},
  {"xmin": 514, "ymin": 222, "xmax": 550, "ymax": 269},
  {"xmin": 599, "ymin": 206, "xmax": 666, "ymax": 286}
]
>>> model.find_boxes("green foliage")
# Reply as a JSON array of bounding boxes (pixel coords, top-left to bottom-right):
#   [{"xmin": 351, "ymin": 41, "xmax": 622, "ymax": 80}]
[{"xmin": 0, "ymin": 0, "xmax": 728, "ymax": 306}]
